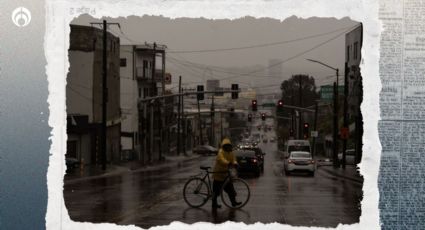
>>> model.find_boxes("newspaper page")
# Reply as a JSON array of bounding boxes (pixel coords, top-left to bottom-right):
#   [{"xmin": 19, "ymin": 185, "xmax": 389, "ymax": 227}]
[{"xmin": 379, "ymin": 0, "xmax": 425, "ymax": 229}]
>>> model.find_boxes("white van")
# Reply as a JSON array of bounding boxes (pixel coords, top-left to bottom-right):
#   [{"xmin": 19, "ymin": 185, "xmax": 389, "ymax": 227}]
[{"xmin": 284, "ymin": 140, "xmax": 311, "ymax": 158}]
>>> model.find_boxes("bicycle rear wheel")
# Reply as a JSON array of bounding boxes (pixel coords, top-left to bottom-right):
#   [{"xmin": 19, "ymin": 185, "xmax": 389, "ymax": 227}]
[
  {"xmin": 221, "ymin": 178, "xmax": 250, "ymax": 209},
  {"xmin": 183, "ymin": 178, "xmax": 210, "ymax": 208}
]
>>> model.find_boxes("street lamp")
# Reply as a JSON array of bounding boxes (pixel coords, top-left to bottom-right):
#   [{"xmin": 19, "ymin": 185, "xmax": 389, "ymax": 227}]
[{"xmin": 306, "ymin": 58, "xmax": 340, "ymax": 168}]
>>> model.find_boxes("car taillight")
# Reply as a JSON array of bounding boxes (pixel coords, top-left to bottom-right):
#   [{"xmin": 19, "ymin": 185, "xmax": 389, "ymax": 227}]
[
  {"xmin": 288, "ymin": 159, "xmax": 293, "ymax": 164},
  {"xmin": 251, "ymin": 158, "xmax": 257, "ymax": 163},
  {"xmin": 310, "ymin": 160, "xmax": 315, "ymax": 164}
]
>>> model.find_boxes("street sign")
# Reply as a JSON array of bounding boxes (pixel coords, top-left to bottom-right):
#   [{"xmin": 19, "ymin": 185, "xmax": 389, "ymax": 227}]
[
  {"xmin": 320, "ymin": 85, "xmax": 344, "ymax": 101},
  {"xmin": 340, "ymin": 127, "xmax": 349, "ymax": 139},
  {"xmin": 311, "ymin": 131, "xmax": 318, "ymax": 137}
]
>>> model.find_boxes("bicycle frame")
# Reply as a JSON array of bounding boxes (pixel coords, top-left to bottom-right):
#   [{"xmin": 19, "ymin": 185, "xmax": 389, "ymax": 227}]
[
  {"xmin": 183, "ymin": 167, "xmax": 250, "ymax": 209},
  {"xmin": 194, "ymin": 169, "xmax": 233, "ymax": 194}
]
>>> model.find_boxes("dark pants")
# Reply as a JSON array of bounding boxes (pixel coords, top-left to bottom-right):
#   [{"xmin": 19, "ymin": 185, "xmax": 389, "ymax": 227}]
[{"xmin": 212, "ymin": 180, "xmax": 237, "ymax": 206}]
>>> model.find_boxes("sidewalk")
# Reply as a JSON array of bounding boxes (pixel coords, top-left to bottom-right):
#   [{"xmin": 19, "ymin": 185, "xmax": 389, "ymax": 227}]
[
  {"xmin": 318, "ymin": 164, "xmax": 363, "ymax": 183},
  {"xmin": 64, "ymin": 151, "xmax": 201, "ymax": 183}
]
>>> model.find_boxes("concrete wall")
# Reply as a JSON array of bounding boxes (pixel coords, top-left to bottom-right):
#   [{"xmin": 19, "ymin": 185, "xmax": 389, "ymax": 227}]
[
  {"xmin": 68, "ymin": 24, "xmax": 122, "ymax": 164},
  {"xmin": 120, "ymin": 45, "xmax": 139, "ymax": 151},
  {"xmin": 67, "ymin": 51, "xmax": 94, "ymax": 121}
]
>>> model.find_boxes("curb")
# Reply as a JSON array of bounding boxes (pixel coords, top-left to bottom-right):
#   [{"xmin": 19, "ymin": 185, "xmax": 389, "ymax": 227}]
[{"xmin": 319, "ymin": 166, "xmax": 363, "ymax": 183}]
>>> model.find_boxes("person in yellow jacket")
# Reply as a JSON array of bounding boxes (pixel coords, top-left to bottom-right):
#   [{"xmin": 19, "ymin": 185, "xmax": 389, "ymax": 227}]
[{"xmin": 212, "ymin": 138, "xmax": 241, "ymax": 209}]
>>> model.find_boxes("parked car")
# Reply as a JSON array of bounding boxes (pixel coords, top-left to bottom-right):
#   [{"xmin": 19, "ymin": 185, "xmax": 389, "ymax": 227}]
[
  {"xmin": 235, "ymin": 150, "xmax": 261, "ymax": 177},
  {"xmin": 239, "ymin": 146, "xmax": 265, "ymax": 171},
  {"xmin": 193, "ymin": 145, "xmax": 218, "ymax": 155},
  {"xmin": 284, "ymin": 151, "xmax": 316, "ymax": 176},
  {"xmin": 338, "ymin": 149, "xmax": 356, "ymax": 165}
]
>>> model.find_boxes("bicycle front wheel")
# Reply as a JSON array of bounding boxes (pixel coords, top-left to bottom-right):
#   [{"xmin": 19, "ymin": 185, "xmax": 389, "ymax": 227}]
[
  {"xmin": 221, "ymin": 178, "xmax": 250, "ymax": 209},
  {"xmin": 183, "ymin": 178, "xmax": 210, "ymax": 208}
]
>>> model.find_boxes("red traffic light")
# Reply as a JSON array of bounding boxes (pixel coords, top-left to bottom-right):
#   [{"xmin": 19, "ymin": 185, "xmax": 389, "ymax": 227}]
[
  {"xmin": 278, "ymin": 100, "xmax": 283, "ymax": 106},
  {"xmin": 304, "ymin": 123, "xmax": 309, "ymax": 128},
  {"xmin": 252, "ymin": 100, "xmax": 258, "ymax": 111}
]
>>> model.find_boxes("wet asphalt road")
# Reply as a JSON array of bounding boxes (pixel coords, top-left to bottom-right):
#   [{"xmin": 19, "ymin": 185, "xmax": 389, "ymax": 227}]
[{"xmin": 64, "ymin": 142, "xmax": 363, "ymax": 228}]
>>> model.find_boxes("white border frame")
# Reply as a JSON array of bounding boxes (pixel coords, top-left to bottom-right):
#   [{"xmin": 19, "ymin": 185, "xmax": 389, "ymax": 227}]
[{"xmin": 45, "ymin": 0, "xmax": 381, "ymax": 229}]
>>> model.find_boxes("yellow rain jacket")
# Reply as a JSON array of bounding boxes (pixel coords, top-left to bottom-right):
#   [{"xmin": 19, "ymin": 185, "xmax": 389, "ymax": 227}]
[{"xmin": 213, "ymin": 138, "xmax": 237, "ymax": 181}]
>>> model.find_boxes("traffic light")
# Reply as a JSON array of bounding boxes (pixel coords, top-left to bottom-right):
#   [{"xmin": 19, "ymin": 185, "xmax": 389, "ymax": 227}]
[
  {"xmin": 303, "ymin": 123, "xmax": 310, "ymax": 139},
  {"xmin": 277, "ymin": 99, "xmax": 284, "ymax": 112},
  {"xmin": 248, "ymin": 114, "xmax": 252, "ymax": 122},
  {"xmin": 261, "ymin": 113, "xmax": 266, "ymax": 121},
  {"xmin": 231, "ymin": 84, "xmax": 239, "ymax": 99},
  {"xmin": 277, "ymin": 100, "xmax": 283, "ymax": 107},
  {"xmin": 197, "ymin": 85, "xmax": 204, "ymax": 100},
  {"xmin": 252, "ymin": 100, "xmax": 257, "ymax": 111}
]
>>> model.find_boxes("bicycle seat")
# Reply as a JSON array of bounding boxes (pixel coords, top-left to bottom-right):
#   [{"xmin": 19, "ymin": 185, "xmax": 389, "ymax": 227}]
[{"xmin": 200, "ymin": 166, "xmax": 211, "ymax": 170}]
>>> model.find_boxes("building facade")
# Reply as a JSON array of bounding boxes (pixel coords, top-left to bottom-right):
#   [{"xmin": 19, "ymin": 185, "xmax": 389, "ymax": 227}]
[
  {"xmin": 345, "ymin": 23, "xmax": 363, "ymax": 163},
  {"xmin": 67, "ymin": 24, "xmax": 121, "ymax": 165},
  {"xmin": 119, "ymin": 44, "xmax": 171, "ymax": 163}
]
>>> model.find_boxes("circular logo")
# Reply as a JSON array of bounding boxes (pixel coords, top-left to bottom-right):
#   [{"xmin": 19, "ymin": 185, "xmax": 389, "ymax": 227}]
[{"xmin": 12, "ymin": 7, "xmax": 31, "ymax": 27}]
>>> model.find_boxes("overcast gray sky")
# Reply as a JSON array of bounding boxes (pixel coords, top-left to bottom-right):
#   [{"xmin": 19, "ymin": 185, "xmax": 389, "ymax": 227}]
[{"xmin": 72, "ymin": 15, "xmax": 359, "ymax": 93}]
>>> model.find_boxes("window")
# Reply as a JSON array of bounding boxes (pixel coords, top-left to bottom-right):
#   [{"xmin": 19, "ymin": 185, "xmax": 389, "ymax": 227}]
[
  {"xmin": 354, "ymin": 42, "xmax": 358, "ymax": 60},
  {"xmin": 144, "ymin": 88, "xmax": 149, "ymax": 98},
  {"xmin": 120, "ymin": 58, "xmax": 127, "ymax": 67},
  {"xmin": 346, "ymin": 46, "xmax": 350, "ymax": 61},
  {"xmin": 138, "ymin": 87, "xmax": 142, "ymax": 98},
  {"xmin": 143, "ymin": 60, "xmax": 148, "ymax": 78}
]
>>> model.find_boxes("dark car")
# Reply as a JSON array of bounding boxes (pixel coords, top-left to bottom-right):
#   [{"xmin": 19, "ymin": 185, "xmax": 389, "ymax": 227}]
[
  {"xmin": 193, "ymin": 145, "xmax": 218, "ymax": 155},
  {"xmin": 235, "ymin": 150, "xmax": 261, "ymax": 177},
  {"xmin": 239, "ymin": 147, "xmax": 265, "ymax": 171}
]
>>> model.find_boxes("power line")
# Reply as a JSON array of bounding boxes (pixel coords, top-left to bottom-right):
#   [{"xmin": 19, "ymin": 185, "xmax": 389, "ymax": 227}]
[
  {"xmin": 218, "ymin": 24, "xmax": 358, "ymax": 82},
  {"xmin": 167, "ymin": 25, "xmax": 355, "ymax": 54},
  {"xmin": 67, "ymin": 86, "xmax": 96, "ymax": 105}
]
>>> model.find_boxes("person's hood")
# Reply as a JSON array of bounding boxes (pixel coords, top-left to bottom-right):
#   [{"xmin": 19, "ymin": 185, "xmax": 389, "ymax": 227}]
[{"xmin": 221, "ymin": 138, "xmax": 232, "ymax": 147}]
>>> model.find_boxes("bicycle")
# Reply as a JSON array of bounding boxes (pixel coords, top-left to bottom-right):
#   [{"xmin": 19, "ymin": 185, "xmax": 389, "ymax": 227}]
[{"xmin": 183, "ymin": 166, "xmax": 251, "ymax": 209}]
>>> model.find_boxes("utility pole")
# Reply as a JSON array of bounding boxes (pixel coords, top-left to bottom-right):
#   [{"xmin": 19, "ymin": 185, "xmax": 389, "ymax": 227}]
[
  {"xmin": 333, "ymin": 81, "xmax": 339, "ymax": 168},
  {"xmin": 177, "ymin": 76, "xmax": 181, "ymax": 155},
  {"xmin": 342, "ymin": 63, "xmax": 348, "ymax": 168},
  {"xmin": 298, "ymin": 75, "xmax": 303, "ymax": 139},
  {"xmin": 291, "ymin": 90, "xmax": 295, "ymax": 137},
  {"xmin": 210, "ymin": 95, "xmax": 215, "ymax": 146},
  {"xmin": 197, "ymin": 98, "xmax": 203, "ymax": 145},
  {"xmin": 220, "ymin": 111, "xmax": 223, "ymax": 141},
  {"xmin": 306, "ymin": 59, "xmax": 340, "ymax": 166},
  {"xmin": 89, "ymin": 20, "xmax": 120, "ymax": 170},
  {"xmin": 160, "ymin": 48, "xmax": 165, "ymax": 160},
  {"xmin": 143, "ymin": 103, "xmax": 147, "ymax": 164},
  {"xmin": 312, "ymin": 102, "xmax": 318, "ymax": 157},
  {"xmin": 149, "ymin": 43, "xmax": 156, "ymax": 162},
  {"xmin": 182, "ymin": 89, "xmax": 186, "ymax": 155},
  {"xmin": 101, "ymin": 20, "xmax": 107, "ymax": 170},
  {"xmin": 149, "ymin": 100, "xmax": 154, "ymax": 163}
]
